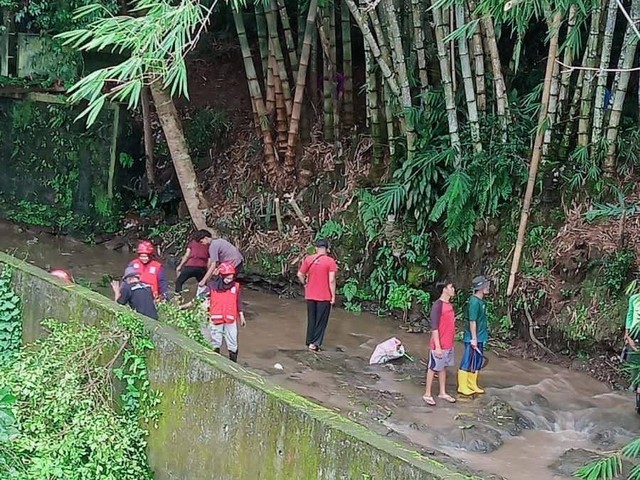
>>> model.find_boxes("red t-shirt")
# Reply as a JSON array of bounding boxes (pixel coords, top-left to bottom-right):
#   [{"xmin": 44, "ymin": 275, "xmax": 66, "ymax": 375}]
[
  {"xmin": 429, "ymin": 299, "xmax": 456, "ymax": 350},
  {"xmin": 185, "ymin": 240, "xmax": 210, "ymax": 268},
  {"xmin": 299, "ymin": 254, "xmax": 338, "ymax": 301}
]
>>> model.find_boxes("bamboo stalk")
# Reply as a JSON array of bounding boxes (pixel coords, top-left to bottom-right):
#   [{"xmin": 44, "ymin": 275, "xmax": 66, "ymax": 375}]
[
  {"xmin": 477, "ymin": 5, "xmax": 510, "ymax": 138},
  {"xmin": 410, "ymin": 0, "xmax": 429, "ymax": 98},
  {"xmin": 272, "ymin": 54, "xmax": 289, "ymax": 153},
  {"xmin": 455, "ymin": 2, "xmax": 482, "ymax": 152},
  {"xmin": 342, "ymin": 0, "xmax": 354, "ymax": 129},
  {"xmin": 274, "ymin": 196, "xmax": 284, "ymax": 233},
  {"xmin": 254, "ymin": 2, "xmax": 269, "ymax": 87},
  {"xmin": 365, "ymin": 39, "xmax": 383, "ymax": 163},
  {"xmin": 591, "ymin": 0, "xmax": 618, "ymax": 149},
  {"xmin": 507, "ymin": 11, "xmax": 563, "ymax": 297},
  {"xmin": 284, "ymin": 0, "xmax": 319, "ymax": 175},
  {"xmin": 432, "ymin": 2, "xmax": 461, "ymax": 160},
  {"xmin": 266, "ymin": 0, "xmax": 293, "ymax": 115},
  {"xmin": 577, "ymin": 3, "xmax": 603, "ymax": 146},
  {"xmin": 321, "ymin": 9, "xmax": 334, "ymax": 141},
  {"xmin": 383, "ymin": 0, "xmax": 416, "ymax": 159},
  {"xmin": 276, "ymin": 0, "xmax": 299, "ymax": 75},
  {"xmin": 266, "ymin": 51, "xmax": 276, "ymax": 116},
  {"xmin": 383, "ymin": 82, "xmax": 396, "ymax": 156},
  {"xmin": 604, "ymin": 0, "xmax": 640, "ymax": 173},
  {"xmin": 310, "ymin": 27, "xmax": 319, "ymax": 106},
  {"xmin": 329, "ymin": 0, "xmax": 340, "ymax": 141},
  {"xmin": 233, "ymin": 10, "xmax": 279, "ymax": 182},
  {"xmin": 344, "ymin": 0, "xmax": 401, "ymax": 97},
  {"xmin": 468, "ymin": 2, "xmax": 486, "ymax": 113},
  {"xmin": 556, "ymin": 5, "xmax": 578, "ymax": 121}
]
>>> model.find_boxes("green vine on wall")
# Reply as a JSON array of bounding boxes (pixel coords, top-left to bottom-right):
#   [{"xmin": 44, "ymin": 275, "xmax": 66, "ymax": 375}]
[
  {"xmin": 0, "ymin": 268, "xmax": 22, "ymax": 364},
  {"xmin": 0, "ymin": 312, "xmax": 159, "ymax": 479}
]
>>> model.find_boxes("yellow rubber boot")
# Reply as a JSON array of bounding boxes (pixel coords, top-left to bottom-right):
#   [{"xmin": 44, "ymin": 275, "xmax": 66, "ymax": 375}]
[
  {"xmin": 468, "ymin": 372, "xmax": 485, "ymax": 394},
  {"xmin": 457, "ymin": 370, "xmax": 475, "ymax": 396}
]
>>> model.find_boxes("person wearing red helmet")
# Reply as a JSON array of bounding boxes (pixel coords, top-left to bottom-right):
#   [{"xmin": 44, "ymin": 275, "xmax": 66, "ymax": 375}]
[
  {"xmin": 126, "ymin": 240, "xmax": 168, "ymax": 300},
  {"xmin": 50, "ymin": 269, "xmax": 73, "ymax": 284},
  {"xmin": 197, "ymin": 261, "xmax": 246, "ymax": 362}
]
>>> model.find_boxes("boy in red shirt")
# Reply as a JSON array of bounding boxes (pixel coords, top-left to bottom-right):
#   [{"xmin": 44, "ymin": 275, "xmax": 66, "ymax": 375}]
[
  {"xmin": 423, "ymin": 280, "xmax": 457, "ymax": 406},
  {"xmin": 297, "ymin": 239, "xmax": 338, "ymax": 352}
]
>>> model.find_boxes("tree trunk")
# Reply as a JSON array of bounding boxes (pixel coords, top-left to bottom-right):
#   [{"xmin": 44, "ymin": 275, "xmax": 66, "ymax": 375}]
[
  {"xmin": 432, "ymin": 2, "xmax": 461, "ymax": 160},
  {"xmin": 604, "ymin": 0, "xmax": 640, "ymax": 173},
  {"xmin": 577, "ymin": 3, "xmax": 603, "ymax": 146},
  {"xmin": 285, "ymin": 0, "xmax": 319, "ymax": 174},
  {"xmin": 383, "ymin": 82, "xmax": 396, "ymax": 156},
  {"xmin": 591, "ymin": 0, "xmax": 618, "ymax": 150},
  {"xmin": 266, "ymin": 0, "xmax": 293, "ymax": 115},
  {"xmin": 149, "ymin": 83, "xmax": 208, "ymax": 230},
  {"xmin": 341, "ymin": 0, "xmax": 354, "ymax": 129},
  {"xmin": 455, "ymin": 2, "xmax": 481, "ymax": 152},
  {"xmin": 507, "ymin": 12, "xmax": 563, "ymax": 296},
  {"xmin": 141, "ymin": 86, "xmax": 156, "ymax": 186},
  {"xmin": 272, "ymin": 54, "xmax": 289, "ymax": 153}
]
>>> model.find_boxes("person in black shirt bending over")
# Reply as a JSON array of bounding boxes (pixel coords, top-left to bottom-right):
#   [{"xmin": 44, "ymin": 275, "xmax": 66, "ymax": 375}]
[{"xmin": 111, "ymin": 267, "xmax": 158, "ymax": 320}]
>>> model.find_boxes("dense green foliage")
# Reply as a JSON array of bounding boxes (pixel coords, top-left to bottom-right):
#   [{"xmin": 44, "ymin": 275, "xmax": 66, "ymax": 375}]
[
  {"xmin": 0, "ymin": 268, "xmax": 21, "ymax": 363},
  {"xmin": 0, "ymin": 98, "xmax": 120, "ymax": 232},
  {"xmin": 0, "ymin": 313, "xmax": 158, "ymax": 479}
]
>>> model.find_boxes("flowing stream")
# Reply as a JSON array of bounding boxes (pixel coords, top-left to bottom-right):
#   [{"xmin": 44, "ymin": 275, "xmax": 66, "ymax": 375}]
[{"xmin": 2, "ymin": 220, "xmax": 638, "ymax": 479}]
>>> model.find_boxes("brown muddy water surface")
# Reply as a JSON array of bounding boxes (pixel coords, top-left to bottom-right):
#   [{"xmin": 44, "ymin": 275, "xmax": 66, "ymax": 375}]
[{"xmin": 2, "ymin": 221, "xmax": 639, "ymax": 479}]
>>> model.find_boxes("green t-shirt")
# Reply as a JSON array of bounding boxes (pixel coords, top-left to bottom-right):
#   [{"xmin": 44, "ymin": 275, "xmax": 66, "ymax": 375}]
[
  {"xmin": 625, "ymin": 293, "xmax": 640, "ymax": 335},
  {"xmin": 463, "ymin": 295, "xmax": 489, "ymax": 343}
]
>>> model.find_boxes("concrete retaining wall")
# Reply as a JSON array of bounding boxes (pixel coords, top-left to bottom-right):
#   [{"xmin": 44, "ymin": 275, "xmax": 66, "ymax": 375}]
[{"xmin": 1, "ymin": 252, "xmax": 474, "ymax": 480}]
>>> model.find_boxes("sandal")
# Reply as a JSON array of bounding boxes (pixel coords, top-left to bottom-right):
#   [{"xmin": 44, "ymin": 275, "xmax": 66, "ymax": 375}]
[
  {"xmin": 438, "ymin": 394, "xmax": 456, "ymax": 404},
  {"xmin": 308, "ymin": 344, "xmax": 319, "ymax": 352},
  {"xmin": 422, "ymin": 395, "xmax": 436, "ymax": 406}
]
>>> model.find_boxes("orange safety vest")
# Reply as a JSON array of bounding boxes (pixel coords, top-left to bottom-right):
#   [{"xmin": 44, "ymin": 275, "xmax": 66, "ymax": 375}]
[
  {"xmin": 209, "ymin": 282, "xmax": 240, "ymax": 325},
  {"xmin": 129, "ymin": 259, "xmax": 163, "ymax": 298}
]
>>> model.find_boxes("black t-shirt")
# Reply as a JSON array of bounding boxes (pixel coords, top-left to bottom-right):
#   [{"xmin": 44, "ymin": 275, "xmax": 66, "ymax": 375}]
[{"xmin": 118, "ymin": 281, "xmax": 158, "ymax": 320}]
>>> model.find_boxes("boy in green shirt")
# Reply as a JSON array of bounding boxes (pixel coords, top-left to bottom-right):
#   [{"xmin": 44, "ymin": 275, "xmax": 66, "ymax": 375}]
[{"xmin": 458, "ymin": 275, "xmax": 491, "ymax": 396}]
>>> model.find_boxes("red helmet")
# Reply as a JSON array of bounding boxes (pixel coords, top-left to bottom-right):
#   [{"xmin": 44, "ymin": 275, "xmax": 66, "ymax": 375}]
[
  {"xmin": 51, "ymin": 269, "xmax": 73, "ymax": 284},
  {"xmin": 218, "ymin": 262, "xmax": 236, "ymax": 276},
  {"xmin": 137, "ymin": 240, "xmax": 155, "ymax": 255}
]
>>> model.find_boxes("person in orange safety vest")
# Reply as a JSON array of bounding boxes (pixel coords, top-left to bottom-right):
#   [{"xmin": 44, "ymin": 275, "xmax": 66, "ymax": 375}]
[
  {"xmin": 126, "ymin": 240, "xmax": 168, "ymax": 300},
  {"xmin": 198, "ymin": 262, "xmax": 246, "ymax": 363}
]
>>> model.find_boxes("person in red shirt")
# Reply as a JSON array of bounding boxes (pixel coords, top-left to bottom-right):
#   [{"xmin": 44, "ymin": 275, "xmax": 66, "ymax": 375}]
[
  {"xmin": 126, "ymin": 240, "xmax": 168, "ymax": 300},
  {"xmin": 175, "ymin": 229, "xmax": 212, "ymax": 294},
  {"xmin": 423, "ymin": 280, "xmax": 457, "ymax": 406},
  {"xmin": 297, "ymin": 239, "xmax": 338, "ymax": 352}
]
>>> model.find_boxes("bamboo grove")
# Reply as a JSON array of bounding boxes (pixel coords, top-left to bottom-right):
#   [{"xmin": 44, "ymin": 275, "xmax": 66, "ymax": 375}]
[{"xmin": 231, "ymin": 0, "xmax": 640, "ymax": 260}]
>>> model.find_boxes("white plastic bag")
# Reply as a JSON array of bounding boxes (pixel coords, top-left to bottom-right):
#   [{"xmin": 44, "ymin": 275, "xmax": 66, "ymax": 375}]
[{"xmin": 369, "ymin": 337, "xmax": 406, "ymax": 365}]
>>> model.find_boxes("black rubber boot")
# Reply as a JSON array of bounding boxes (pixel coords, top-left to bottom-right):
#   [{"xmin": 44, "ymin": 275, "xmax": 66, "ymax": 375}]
[
  {"xmin": 229, "ymin": 351, "xmax": 238, "ymax": 363},
  {"xmin": 635, "ymin": 392, "xmax": 640, "ymax": 415},
  {"xmin": 213, "ymin": 347, "xmax": 220, "ymax": 354}
]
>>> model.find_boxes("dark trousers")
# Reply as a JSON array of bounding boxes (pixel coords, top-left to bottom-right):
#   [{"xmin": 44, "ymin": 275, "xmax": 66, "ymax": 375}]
[
  {"xmin": 175, "ymin": 266, "xmax": 207, "ymax": 293},
  {"xmin": 306, "ymin": 300, "xmax": 331, "ymax": 347}
]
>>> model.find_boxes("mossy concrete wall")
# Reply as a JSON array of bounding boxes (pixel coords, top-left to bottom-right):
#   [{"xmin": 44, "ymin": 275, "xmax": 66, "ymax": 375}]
[{"xmin": 1, "ymin": 252, "xmax": 475, "ymax": 480}]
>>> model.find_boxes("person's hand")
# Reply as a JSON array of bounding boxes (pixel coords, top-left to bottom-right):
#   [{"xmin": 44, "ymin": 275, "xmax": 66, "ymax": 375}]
[
  {"xmin": 240, "ymin": 316, "xmax": 246, "ymax": 327},
  {"xmin": 110, "ymin": 280, "xmax": 120, "ymax": 293},
  {"xmin": 331, "ymin": 295, "xmax": 336, "ymax": 305},
  {"xmin": 628, "ymin": 337, "xmax": 638, "ymax": 351},
  {"xmin": 434, "ymin": 348, "xmax": 443, "ymax": 359},
  {"xmin": 176, "ymin": 266, "xmax": 182, "ymax": 276},
  {"xmin": 198, "ymin": 279, "xmax": 206, "ymax": 287},
  {"xmin": 471, "ymin": 338, "xmax": 478, "ymax": 349}
]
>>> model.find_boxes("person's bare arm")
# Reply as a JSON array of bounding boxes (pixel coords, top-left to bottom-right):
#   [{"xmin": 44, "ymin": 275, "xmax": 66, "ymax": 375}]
[
  {"xmin": 470, "ymin": 321, "xmax": 478, "ymax": 347},
  {"xmin": 431, "ymin": 330, "xmax": 443, "ymax": 358},
  {"xmin": 329, "ymin": 271, "xmax": 336, "ymax": 304},
  {"xmin": 199, "ymin": 261, "xmax": 218, "ymax": 287},
  {"xmin": 297, "ymin": 270, "xmax": 307, "ymax": 285},
  {"xmin": 176, "ymin": 247, "xmax": 192, "ymax": 273}
]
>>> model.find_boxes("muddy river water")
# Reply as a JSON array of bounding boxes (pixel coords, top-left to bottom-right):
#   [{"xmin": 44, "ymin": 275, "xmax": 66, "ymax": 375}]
[{"xmin": 2, "ymin": 221, "xmax": 638, "ymax": 479}]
